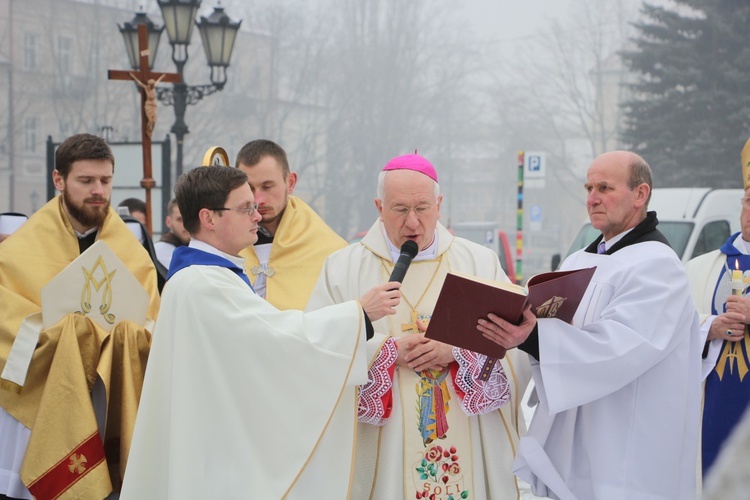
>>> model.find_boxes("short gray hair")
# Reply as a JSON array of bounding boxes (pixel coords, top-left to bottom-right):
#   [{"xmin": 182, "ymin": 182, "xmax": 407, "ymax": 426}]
[
  {"xmin": 627, "ymin": 154, "xmax": 653, "ymax": 207},
  {"xmin": 376, "ymin": 170, "xmax": 440, "ymax": 200}
]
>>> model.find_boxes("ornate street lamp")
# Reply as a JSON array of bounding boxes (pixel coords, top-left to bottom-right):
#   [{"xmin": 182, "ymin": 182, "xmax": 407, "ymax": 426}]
[
  {"xmin": 158, "ymin": 0, "xmax": 201, "ymax": 66},
  {"xmin": 197, "ymin": 6, "xmax": 241, "ymax": 88},
  {"xmin": 118, "ymin": 11, "xmax": 164, "ymax": 70},
  {"xmin": 118, "ymin": 1, "xmax": 241, "ymax": 177}
]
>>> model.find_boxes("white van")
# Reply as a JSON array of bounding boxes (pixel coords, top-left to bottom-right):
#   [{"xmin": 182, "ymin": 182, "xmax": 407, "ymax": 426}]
[{"xmin": 555, "ymin": 188, "xmax": 743, "ymax": 267}]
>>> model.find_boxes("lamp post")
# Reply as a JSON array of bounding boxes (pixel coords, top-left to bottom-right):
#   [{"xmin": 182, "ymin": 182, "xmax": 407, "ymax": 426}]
[{"xmin": 118, "ymin": 1, "xmax": 241, "ymax": 177}]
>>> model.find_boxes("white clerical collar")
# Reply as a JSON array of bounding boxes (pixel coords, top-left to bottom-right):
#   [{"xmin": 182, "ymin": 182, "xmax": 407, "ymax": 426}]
[
  {"xmin": 383, "ymin": 229, "xmax": 438, "ymax": 262},
  {"xmin": 734, "ymin": 234, "xmax": 750, "ymax": 255},
  {"xmin": 75, "ymin": 226, "xmax": 98, "ymax": 239},
  {"xmin": 600, "ymin": 227, "xmax": 634, "ymax": 252},
  {"xmin": 189, "ymin": 239, "xmax": 246, "ymax": 269}
]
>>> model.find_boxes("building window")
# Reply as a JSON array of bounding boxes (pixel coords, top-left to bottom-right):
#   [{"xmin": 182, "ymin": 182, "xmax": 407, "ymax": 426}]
[
  {"xmin": 24, "ymin": 116, "xmax": 38, "ymax": 152},
  {"xmin": 57, "ymin": 35, "xmax": 73, "ymax": 75},
  {"xmin": 23, "ymin": 32, "xmax": 37, "ymax": 71}
]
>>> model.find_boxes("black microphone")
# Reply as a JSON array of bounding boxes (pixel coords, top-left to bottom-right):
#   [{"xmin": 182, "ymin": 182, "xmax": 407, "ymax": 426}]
[{"xmin": 389, "ymin": 240, "xmax": 419, "ymax": 283}]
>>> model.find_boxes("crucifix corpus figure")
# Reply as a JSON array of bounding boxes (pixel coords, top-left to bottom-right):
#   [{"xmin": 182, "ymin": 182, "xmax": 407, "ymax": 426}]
[
  {"xmin": 107, "ymin": 24, "xmax": 180, "ymax": 234},
  {"xmin": 130, "ymin": 73, "xmax": 165, "ymax": 138}
]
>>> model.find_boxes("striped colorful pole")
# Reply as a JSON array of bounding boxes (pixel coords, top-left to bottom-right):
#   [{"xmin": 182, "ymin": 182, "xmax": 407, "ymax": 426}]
[{"xmin": 516, "ymin": 151, "xmax": 524, "ymax": 284}]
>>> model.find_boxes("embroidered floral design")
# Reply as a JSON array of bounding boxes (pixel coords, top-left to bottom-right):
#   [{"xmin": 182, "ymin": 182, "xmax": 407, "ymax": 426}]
[{"xmin": 414, "ymin": 445, "xmax": 469, "ymax": 499}]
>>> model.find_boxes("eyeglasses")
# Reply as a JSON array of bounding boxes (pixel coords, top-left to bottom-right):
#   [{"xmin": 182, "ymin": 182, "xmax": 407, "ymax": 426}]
[
  {"xmin": 389, "ymin": 205, "xmax": 434, "ymax": 217},
  {"xmin": 741, "ymin": 198, "xmax": 750, "ymax": 209},
  {"xmin": 209, "ymin": 203, "xmax": 259, "ymax": 216}
]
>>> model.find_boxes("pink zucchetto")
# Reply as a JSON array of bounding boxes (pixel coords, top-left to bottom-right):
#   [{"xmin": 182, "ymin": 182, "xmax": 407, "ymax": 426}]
[{"xmin": 382, "ymin": 153, "xmax": 438, "ymax": 183}]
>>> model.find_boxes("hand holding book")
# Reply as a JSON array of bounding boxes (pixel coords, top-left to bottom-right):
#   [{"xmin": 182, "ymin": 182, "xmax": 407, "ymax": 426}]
[{"xmin": 424, "ymin": 267, "xmax": 596, "ymax": 359}]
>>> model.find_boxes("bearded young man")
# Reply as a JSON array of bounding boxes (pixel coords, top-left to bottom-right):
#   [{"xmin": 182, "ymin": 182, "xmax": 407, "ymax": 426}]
[
  {"xmin": 0, "ymin": 133, "xmax": 159, "ymax": 499},
  {"xmin": 236, "ymin": 139, "xmax": 347, "ymax": 310}
]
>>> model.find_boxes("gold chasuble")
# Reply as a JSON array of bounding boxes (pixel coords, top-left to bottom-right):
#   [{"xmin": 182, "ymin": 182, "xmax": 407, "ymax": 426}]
[
  {"xmin": 240, "ymin": 196, "xmax": 346, "ymax": 310},
  {"xmin": 0, "ymin": 197, "xmax": 159, "ymax": 499}
]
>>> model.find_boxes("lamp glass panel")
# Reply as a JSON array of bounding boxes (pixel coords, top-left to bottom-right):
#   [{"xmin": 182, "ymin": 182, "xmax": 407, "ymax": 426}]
[
  {"xmin": 159, "ymin": 2, "xmax": 199, "ymax": 45},
  {"xmin": 198, "ymin": 20, "xmax": 239, "ymax": 66},
  {"xmin": 120, "ymin": 28, "xmax": 139, "ymax": 69}
]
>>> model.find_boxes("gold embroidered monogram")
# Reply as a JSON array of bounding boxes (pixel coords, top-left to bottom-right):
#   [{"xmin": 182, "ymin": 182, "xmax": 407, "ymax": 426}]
[
  {"xmin": 80, "ymin": 256, "xmax": 117, "ymax": 324},
  {"xmin": 40, "ymin": 240, "xmax": 150, "ymax": 334},
  {"xmin": 715, "ymin": 337, "xmax": 750, "ymax": 381}
]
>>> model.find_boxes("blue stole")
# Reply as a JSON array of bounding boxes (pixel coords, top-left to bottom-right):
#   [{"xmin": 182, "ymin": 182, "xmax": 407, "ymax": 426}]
[
  {"xmin": 702, "ymin": 233, "xmax": 750, "ymax": 475},
  {"xmin": 167, "ymin": 246, "xmax": 254, "ymax": 290}
]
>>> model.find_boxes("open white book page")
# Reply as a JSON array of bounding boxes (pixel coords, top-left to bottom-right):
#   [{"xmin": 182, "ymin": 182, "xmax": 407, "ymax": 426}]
[{"xmin": 449, "ymin": 270, "xmax": 527, "ymax": 295}]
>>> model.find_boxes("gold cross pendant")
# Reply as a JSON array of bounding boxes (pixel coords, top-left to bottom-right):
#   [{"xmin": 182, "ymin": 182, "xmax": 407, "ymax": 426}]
[{"xmin": 401, "ymin": 309, "xmax": 422, "ymax": 335}]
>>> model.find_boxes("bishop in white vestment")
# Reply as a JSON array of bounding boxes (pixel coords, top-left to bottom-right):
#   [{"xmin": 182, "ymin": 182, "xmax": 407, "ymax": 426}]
[{"xmin": 308, "ymin": 155, "xmax": 531, "ymax": 500}]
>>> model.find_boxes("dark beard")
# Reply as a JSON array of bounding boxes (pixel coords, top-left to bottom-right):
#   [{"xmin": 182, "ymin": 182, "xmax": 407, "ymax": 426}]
[
  {"xmin": 260, "ymin": 205, "xmax": 286, "ymax": 232},
  {"xmin": 63, "ymin": 190, "xmax": 109, "ymax": 230}
]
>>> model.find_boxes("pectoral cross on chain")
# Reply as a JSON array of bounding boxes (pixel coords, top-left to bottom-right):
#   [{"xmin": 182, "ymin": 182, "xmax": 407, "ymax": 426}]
[{"xmin": 401, "ymin": 309, "xmax": 422, "ymax": 335}]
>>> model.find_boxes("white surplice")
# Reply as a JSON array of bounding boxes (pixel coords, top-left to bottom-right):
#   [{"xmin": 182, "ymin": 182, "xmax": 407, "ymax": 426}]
[
  {"xmin": 307, "ymin": 220, "xmax": 531, "ymax": 500},
  {"xmin": 121, "ymin": 249, "xmax": 369, "ymax": 499},
  {"xmin": 514, "ymin": 241, "xmax": 702, "ymax": 500}
]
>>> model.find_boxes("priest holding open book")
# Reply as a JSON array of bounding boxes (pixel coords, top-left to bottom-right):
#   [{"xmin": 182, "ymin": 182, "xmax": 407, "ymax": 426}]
[
  {"xmin": 308, "ymin": 154, "xmax": 532, "ymax": 499},
  {"xmin": 479, "ymin": 151, "xmax": 702, "ymax": 500}
]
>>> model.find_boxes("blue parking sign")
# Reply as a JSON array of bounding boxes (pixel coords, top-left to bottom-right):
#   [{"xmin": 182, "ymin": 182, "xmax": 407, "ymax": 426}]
[
  {"xmin": 524, "ymin": 151, "xmax": 546, "ymax": 179},
  {"xmin": 530, "ymin": 205, "xmax": 542, "ymax": 222},
  {"xmin": 529, "ymin": 155, "xmax": 541, "ymax": 171}
]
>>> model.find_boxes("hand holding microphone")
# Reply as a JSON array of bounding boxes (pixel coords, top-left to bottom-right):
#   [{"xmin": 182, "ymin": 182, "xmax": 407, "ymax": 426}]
[
  {"xmin": 359, "ymin": 240, "xmax": 419, "ymax": 321},
  {"xmin": 389, "ymin": 240, "xmax": 419, "ymax": 284}
]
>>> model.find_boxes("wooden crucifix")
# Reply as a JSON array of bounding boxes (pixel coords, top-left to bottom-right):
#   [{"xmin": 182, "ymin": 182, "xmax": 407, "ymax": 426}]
[{"xmin": 108, "ymin": 24, "xmax": 180, "ymax": 235}]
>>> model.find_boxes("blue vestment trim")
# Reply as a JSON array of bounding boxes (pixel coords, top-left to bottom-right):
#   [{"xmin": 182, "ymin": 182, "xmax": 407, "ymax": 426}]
[
  {"xmin": 703, "ymin": 232, "xmax": 750, "ymax": 475},
  {"xmin": 167, "ymin": 246, "xmax": 253, "ymax": 289}
]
